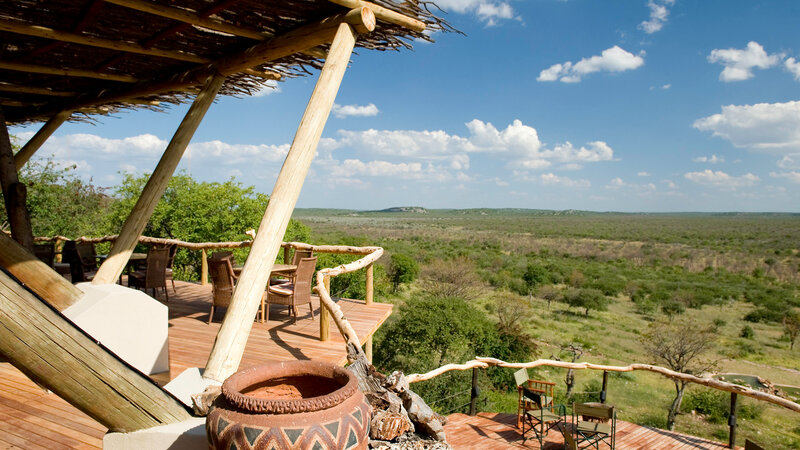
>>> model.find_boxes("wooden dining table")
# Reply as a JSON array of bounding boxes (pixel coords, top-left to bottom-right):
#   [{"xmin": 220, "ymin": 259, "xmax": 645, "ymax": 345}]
[{"xmin": 232, "ymin": 263, "xmax": 296, "ymax": 278}]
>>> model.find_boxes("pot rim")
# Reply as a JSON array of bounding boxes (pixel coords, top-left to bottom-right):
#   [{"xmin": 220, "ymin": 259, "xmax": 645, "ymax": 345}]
[{"xmin": 221, "ymin": 360, "xmax": 359, "ymax": 414}]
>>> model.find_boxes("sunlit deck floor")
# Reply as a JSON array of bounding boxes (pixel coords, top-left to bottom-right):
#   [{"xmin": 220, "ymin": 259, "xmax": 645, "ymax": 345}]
[
  {"xmin": 0, "ymin": 280, "xmax": 392, "ymax": 449},
  {"xmin": 444, "ymin": 412, "xmax": 739, "ymax": 449}
]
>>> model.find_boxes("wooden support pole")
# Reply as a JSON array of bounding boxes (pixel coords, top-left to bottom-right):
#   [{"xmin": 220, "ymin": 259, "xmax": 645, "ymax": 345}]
[
  {"xmin": 0, "ymin": 232, "xmax": 82, "ymax": 310},
  {"xmin": 93, "ymin": 73, "xmax": 224, "ymax": 285},
  {"xmin": 601, "ymin": 370, "xmax": 608, "ymax": 403},
  {"xmin": 729, "ymin": 392, "xmax": 738, "ymax": 448},
  {"xmin": 365, "ymin": 262, "xmax": 373, "ymax": 305},
  {"xmin": 203, "ymin": 23, "xmax": 358, "ymax": 383},
  {"xmin": 201, "ymin": 249, "xmax": 209, "ymax": 285},
  {"xmin": 0, "ymin": 269, "xmax": 192, "ymax": 432},
  {"xmin": 320, "ymin": 275, "xmax": 331, "ymax": 342},
  {"xmin": 364, "ymin": 336, "xmax": 372, "ymax": 363},
  {"xmin": 14, "ymin": 110, "xmax": 71, "ymax": 170},
  {"xmin": 0, "ymin": 109, "xmax": 34, "ymax": 251},
  {"xmin": 469, "ymin": 367, "xmax": 479, "ymax": 416},
  {"xmin": 283, "ymin": 245, "xmax": 291, "ymax": 264}
]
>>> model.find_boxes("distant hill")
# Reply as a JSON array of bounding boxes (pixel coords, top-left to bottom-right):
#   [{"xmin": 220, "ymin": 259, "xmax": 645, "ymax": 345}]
[
  {"xmin": 291, "ymin": 208, "xmax": 800, "ymax": 217},
  {"xmin": 374, "ymin": 206, "xmax": 428, "ymax": 214}
]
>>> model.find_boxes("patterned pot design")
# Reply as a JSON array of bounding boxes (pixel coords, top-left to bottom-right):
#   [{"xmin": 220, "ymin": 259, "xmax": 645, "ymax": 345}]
[{"xmin": 206, "ymin": 360, "xmax": 370, "ymax": 450}]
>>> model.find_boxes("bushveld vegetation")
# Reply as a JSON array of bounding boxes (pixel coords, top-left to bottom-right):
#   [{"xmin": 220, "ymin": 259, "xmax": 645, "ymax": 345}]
[{"xmin": 297, "ymin": 208, "xmax": 800, "ymax": 449}]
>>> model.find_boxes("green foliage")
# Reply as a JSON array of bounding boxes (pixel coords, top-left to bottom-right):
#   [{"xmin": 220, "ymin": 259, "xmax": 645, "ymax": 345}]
[
  {"xmin": 740, "ymin": 325, "xmax": 755, "ymax": 339},
  {"xmin": 563, "ymin": 288, "xmax": 609, "ymax": 316},
  {"xmin": 2, "ymin": 159, "xmax": 112, "ymax": 237},
  {"xmin": 374, "ymin": 295, "xmax": 535, "ymax": 412},
  {"xmin": 522, "ymin": 262, "xmax": 549, "ymax": 291},
  {"xmin": 108, "ymin": 172, "xmax": 308, "ymax": 280},
  {"xmin": 387, "ymin": 253, "xmax": 419, "ymax": 292},
  {"xmin": 682, "ymin": 389, "xmax": 763, "ymax": 424}
]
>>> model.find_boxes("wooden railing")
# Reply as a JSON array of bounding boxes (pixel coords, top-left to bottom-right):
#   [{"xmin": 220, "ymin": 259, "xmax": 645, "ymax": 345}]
[
  {"xmin": 407, "ymin": 356, "xmax": 800, "ymax": 448},
  {"xmin": 35, "ymin": 234, "xmax": 382, "ymax": 351}
]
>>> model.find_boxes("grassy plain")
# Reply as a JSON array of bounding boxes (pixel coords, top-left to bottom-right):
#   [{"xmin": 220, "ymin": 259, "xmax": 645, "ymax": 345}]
[{"xmin": 296, "ymin": 208, "xmax": 800, "ymax": 449}]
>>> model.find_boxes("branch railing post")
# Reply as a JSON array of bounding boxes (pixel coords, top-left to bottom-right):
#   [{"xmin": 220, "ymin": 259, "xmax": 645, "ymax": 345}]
[
  {"xmin": 201, "ymin": 249, "xmax": 208, "ymax": 285},
  {"xmin": 601, "ymin": 370, "xmax": 608, "ymax": 403},
  {"xmin": 729, "ymin": 392, "xmax": 738, "ymax": 448},
  {"xmin": 469, "ymin": 367, "xmax": 480, "ymax": 416},
  {"xmin": 320, "ymin": 275, "xmax": 331, "ymax": 341}
]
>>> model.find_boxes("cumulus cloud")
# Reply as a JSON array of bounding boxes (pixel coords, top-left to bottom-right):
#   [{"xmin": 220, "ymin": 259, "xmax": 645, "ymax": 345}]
[
  {"xmin": 332, "ymin": 103, "xmax": 379, "ymax": 119},
  {"xmin": 769, "ymin": 171, "xmax": 800, "ymax": 183},
  {"xmin": 708, "ymin": 41, "xmax": 782, "ymax": 82},
  {"xmin": 693, "ymin": 101, "xmax": 800, "ymax": 153},
  {"xmin": 434, "ymin": 0, "xmax": 518, "ymax": 26},
  {"xmin": 778, "ymin": 154, "xmax": 800, "ymax": 169},
  {"xmin": 785, "ymin": 57, "xmax": 800, "ymax": 80},
  {"xmin": 188, "ymin": 141, "xmax": 289, "ymax": 163},
  {"xmin": 684, "ymin": 170, "xmax": 759, "ymax": 189},
  {"xmin": 638, "ymin": 171, "xmax": 651, "ymax": 176},
  {"xmin": 537, "ymin": 46, "xmax": 645, "ymax": 83},
  {"xmin": 693, "ymin": 155, "xmax": 725, "ymax": 163},
  {"xmin": 538, "ymin": 173, "xmax": 591, "ymax": 188},
  {"xmin": 251, "ymin": 80, "xmax": 281, "ymax": 97},
  {"xmin": 639, "ymin": 0, "xmax": 675, "ymax": 34},
  {"xmin": 605, "ymin": 177, "xmax": 656, "ymax": 191}
]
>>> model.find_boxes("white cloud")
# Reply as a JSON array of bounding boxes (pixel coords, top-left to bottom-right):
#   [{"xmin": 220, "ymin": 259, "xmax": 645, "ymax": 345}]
[
  {"xmin": 693, "ymin": 101, "xmax": 800, "ymax": 153},
  {"xmin": 538, "ymin": 173, "xmax": 591, "ymax": 188},
  {"xmin": 769, "ymin": 171, "xmax": 800, "ymax": 183},
  {"xmin": 332, "ymin": 103, "xmax": 379, "ymax": 119},
  {"xmin": 329, "ymin": 159, "xmax": 424, "ymax": 179},
  {"xmin": 605, "ymin": 177, "xmax": 656, "ymax": 191},
  {"xmin": 692, "ymin": 155, "xmax": 725, "ymax": 163},
  {"xmin": 662, "ymin": 180, "xmax": 678, "ymax": 189},
  {"xmin": 639, "ymin": 0, "xmax": 675, "ymax": 34},
  {"xmin": 638, "ymin": 171, "xmax": 651, "ymax": 176},
  {"xmin": 251, "ymin": 80, "xmax": 281, "ymax": 97},
  {"xmin": 785, "ymin": 57, "xmax": 800, "ymax": 80},
  {"xmin": 708, "ymin": 41, "xmax": 782, "ymax": 82},
  {"xmin": 188, "ymin": 141, "xmax": 289, "ymax": 163},
  {"xmin": 537, "ymin": 46, "xmax": 645, "ymax": 83},
  {"xmin": 778, "ymin": 154, "xmax": 800, "ymax": 169},
  {"xmin": 684, "ymin": 170, "xmax": 759, "ymax": 189},
  {"xmin": 434, "ymin": 0, "xmax": 518, "ymax": 26}
]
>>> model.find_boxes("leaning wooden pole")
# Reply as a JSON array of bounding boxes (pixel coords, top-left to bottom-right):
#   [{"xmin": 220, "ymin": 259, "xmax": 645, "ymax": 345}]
[
  {"xmin": 0, "ymin": 232, "xmax": 82, "ymax": 309},
  {"xmin": 93, "ymin": 73, "xmax": 224, "ymax": 284},
  {"xmin": 14, "ymin": 110, "xmax": 71, "ymax": 170},
  {"xmin": 203, "ymin": 20, "xmax": 364, "ymax": 383},
  {"xmin": 0, "ymin": 269, "xmax": 192, "ymax": 432},
  {"xmin": 0, "ymin": 108, "xmax": 34, "ymax": 250}
]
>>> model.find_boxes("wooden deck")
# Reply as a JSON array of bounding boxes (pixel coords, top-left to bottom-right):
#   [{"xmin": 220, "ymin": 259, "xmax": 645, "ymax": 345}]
[
  {"xmin": 0, "ymin": 280, "xmax": 392, "ymax": 449},
  {"xmin": 444, "ymin": 412, "xmax": 738, "ymax": 449}
]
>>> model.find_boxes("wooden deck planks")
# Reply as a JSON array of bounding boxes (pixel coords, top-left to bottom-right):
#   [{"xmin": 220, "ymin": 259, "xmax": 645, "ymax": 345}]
[
  {"xmin": 0, "ymin": 280, "xmax": 392, "ymax": 448},
  {"xmin": 444, "ymin": 412, "xmax": 739, "ymax": 449}
]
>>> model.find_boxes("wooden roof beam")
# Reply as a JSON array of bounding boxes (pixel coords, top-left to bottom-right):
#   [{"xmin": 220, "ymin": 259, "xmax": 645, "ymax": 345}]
[
  {"xmin": 0, "ymin": 19, "xmax": 209, "ymax": 64},
  {"xmin": 102, "ymin": 0, "xmax": 271, "ymax": 41},
  {"xmin": 15, "ymin": 111, "xmax": 72, "ymax": 170},
  {"xmin": 0, "ymin": 60, "xmax": 138, "ymax": 83},
  {"xmin": 0, "ymin": 83, "xmax": 75, "ymax": 97},
  {"xmin": 327, "ymin": 0, "xmax": 426, "ymax": 32}
]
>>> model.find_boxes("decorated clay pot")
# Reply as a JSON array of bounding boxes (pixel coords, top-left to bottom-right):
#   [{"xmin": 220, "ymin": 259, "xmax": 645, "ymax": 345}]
[{"xmin": 206, "ymin": 360, "xmax": 370, "ymax": 450}]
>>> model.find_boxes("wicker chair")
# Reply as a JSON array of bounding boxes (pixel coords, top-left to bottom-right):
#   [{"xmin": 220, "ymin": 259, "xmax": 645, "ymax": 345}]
[
  {"xmin": 128, "ymin": 247, "xmax": 170, "ymax": 301},
  {"xmin": 33, "ymin": 243, "xmax": 55, "ymax": 267},
  {"xmin": 264, "ymin": 256, "xmax": 317, "ymax": 324},
  {"xmin": 207, "ymin": 257, "xmax": 236, "ymax": 324},
  {"xmin": 270, "ymin": 249, "xmax": 313, "ymax": 286},
  {"xmin": 164, "ymin": 244, "xmax": 177, "ymax": 293},
  {"xmin": 62, "ymin": 240, "xmax": 96, "ymax": 282}
]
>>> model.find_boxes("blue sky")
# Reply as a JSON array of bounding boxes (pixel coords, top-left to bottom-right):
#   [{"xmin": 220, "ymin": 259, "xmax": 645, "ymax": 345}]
[{"xmin": 11, "ymin": 0, "xmax": 800, "ymax": 212}]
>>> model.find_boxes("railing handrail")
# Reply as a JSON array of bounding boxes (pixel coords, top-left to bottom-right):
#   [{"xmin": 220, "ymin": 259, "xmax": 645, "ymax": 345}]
[{"xmin": 406, "ymin": 356, "xmax": 800, "ymax": 414}]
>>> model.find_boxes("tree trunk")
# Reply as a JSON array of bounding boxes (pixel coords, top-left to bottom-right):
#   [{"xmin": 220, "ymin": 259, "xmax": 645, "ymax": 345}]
[
  {"xmin": 565, "ymin": 368, "xmax": 575, "ymax": 397},
  {"xmin": 667, "ymin": 381, "xmax": 686, "ymax": 431}
]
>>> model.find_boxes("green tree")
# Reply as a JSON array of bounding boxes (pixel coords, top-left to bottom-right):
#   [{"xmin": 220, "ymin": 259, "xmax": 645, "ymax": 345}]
[
  {"xmin": 522, "ymin": 262, "xmax": 548, "ymax": 294},
  {"xmin": 108, "ymin": 172, "xmax": 309, "ymax": 279},
  {"xmin": 374, "ymin": 295, "xmax": 535, "ymax": 412},
  {"xmin": 1, "ymin": 159, "xmax": 111, "ymax": 238},
  {"xmin": 564, "ymin": 288, "xmax": 609, "ymax": 316},
  {"xmin": 640, "ymin": 318, "xmax": 717, "ymax": 431},
  {"xmin": 387, "ymin": 253, "xmax": 419, "ymax": 292},
  {"xmin": 783, "ymin": 310, "xmax": 800, "ymax": 350}
]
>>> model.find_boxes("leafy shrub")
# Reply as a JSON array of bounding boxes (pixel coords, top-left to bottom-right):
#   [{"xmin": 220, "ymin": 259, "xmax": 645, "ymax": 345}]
[
  {"xmin": 568, "ymin": 379, "xmax": 602, "ymax": 404},
  {"xmin": 740, "ymin": 325, "xmax": 754, "ymax": 339},
  {"xmin": 682, "ymin": 389, "xmax": 763, "ymax": 423},
  {"xmin": 387, "ymin": 253, "xmax": 419, "ymax": 292}
]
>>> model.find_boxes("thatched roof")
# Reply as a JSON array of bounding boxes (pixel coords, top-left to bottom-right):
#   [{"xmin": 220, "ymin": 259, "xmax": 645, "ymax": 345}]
[{"xmin": 0, "ymin": 0, "xmax": 451, "ymax": 125}]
